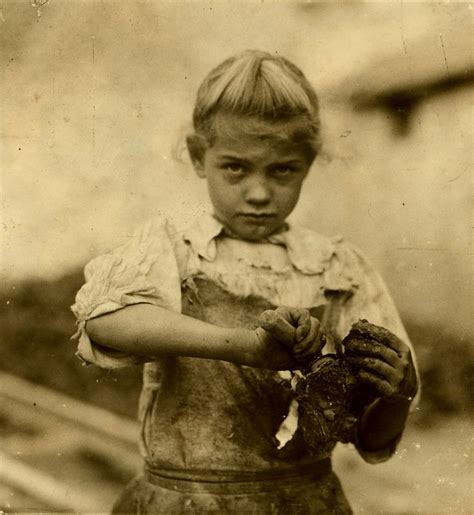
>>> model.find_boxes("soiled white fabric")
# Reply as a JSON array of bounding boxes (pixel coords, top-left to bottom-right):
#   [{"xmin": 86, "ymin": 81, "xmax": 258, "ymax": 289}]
[
  {"xmin": 72, "ymin": 212, "xmax": 415, "ymax": 370},
  {"xmin": 71, "ymin": 212, "xmax": 419, "ymax": 465}
]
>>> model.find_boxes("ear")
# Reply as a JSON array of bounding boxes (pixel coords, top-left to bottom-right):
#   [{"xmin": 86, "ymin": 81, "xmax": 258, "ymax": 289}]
[{"xmin": 186, "ymin": 134, "xmax": 207, "ymax": 178}]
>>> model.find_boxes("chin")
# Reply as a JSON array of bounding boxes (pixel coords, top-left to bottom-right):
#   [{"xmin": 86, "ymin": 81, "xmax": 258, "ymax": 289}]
[
  {"xmin": 238, "ymin": 227, "xmax": 274, "ymax": 241},
  {"xmin": 224, "ymin": 218, "xmax": 280, "ymax": 241}
]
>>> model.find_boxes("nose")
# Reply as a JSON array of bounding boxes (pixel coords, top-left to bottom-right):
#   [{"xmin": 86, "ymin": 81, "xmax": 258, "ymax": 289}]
[{"xmin": 244, "ymin": 176, "xmax": 271, "ymax": 206}]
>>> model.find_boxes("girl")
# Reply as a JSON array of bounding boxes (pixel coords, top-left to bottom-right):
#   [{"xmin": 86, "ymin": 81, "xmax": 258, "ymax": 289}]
[{"xmin": 72, "ymin": 50, "xmax": 418, "ymax": 514}]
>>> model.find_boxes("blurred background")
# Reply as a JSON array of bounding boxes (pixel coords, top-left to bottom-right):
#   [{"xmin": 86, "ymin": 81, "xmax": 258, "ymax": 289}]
[{"xmin": 1, "ymin": 1, "xmax": 472, "ymax": 512}]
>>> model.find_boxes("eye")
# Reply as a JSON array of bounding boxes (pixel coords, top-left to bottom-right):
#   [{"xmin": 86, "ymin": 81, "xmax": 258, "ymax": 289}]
[
  {"xmin": 272, "ymin": 166, "xmax": 296, "ymax": 177},
  {"xmin": 223, "ymin": 163, "xmax": 245, "ymax": 176},
  {"xmin": 227, "ymin": 163, "xmax": 243, "ymax": 172}
]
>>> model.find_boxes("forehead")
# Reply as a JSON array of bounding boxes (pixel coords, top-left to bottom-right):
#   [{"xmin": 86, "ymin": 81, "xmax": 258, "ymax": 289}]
[{"xmin": 209, "ymin": 113, "xmax": 313, "ymax": 159}]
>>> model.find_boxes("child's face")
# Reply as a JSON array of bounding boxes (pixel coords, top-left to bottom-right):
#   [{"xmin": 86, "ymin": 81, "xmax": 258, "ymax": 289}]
[{"xmin": 190, "ymin": 115, "xmax": 313, "ymax": 241}]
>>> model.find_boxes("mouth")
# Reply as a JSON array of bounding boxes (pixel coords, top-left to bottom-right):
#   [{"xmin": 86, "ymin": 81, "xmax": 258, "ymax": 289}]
[
  {"xmin": 238, "ymin": 213, "xmax": 276, "ymax": 223},
  {"xmin": 239, "ymin": 213, "xmax": 276, "ymax": 218},
  {"xmin": 240, "ymin": 213, "xmax": 276, "ymax": 230}
]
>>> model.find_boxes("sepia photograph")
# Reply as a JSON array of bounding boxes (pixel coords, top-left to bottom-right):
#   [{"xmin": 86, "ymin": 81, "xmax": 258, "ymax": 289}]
[{"xmin": 0, "ymin": 1, "xmax": 472, "ymax": 513}]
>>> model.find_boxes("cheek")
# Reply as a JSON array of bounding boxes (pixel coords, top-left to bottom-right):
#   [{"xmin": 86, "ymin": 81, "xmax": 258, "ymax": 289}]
[
  {"xmin": 276, "ymin": 181, "xmax": 304, "ymax": 211},
  {"xmin": 207, "ymin": 176, "xmax": 239, "ymax": 209}
]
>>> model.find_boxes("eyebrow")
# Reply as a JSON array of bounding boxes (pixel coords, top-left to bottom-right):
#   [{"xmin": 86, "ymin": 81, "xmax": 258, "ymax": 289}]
[
  {"xmin": 217, "ymin": 155, "xmax": 251, "ymax": 163},
  {"xmin": 270, "ymin": 159, "xmax": 305, "ymax": 166},
  {"xmin": 216, "ymin": 155, "xmax": 304, "ymax": 166}
]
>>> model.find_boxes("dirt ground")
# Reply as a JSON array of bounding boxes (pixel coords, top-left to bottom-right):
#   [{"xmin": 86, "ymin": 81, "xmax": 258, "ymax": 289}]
[
  {"xmin": 333, "ymin": 415, "xmax": 472, "ymax": 514},
  {"xmin": 2, "ymin": 414, "xmax": 471, "ymax": 513}
]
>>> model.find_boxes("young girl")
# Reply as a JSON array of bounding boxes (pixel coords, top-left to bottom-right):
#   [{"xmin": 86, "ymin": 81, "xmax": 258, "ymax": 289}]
[{"xmin": 72, "ymin": 50, "xmax": 418, "ymax": 514}]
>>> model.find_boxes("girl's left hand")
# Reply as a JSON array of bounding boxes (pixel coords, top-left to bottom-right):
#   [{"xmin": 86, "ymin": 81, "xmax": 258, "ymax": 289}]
[{"xmin": 343, "ymin": 321, "xmax": 418, "ymax": 402}]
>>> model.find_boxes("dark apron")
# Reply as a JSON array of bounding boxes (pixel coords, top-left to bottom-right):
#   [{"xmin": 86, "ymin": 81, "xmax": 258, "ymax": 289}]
[{"xmin": 112, "ymin": 278, "xmax": 352, "ymax": 514}]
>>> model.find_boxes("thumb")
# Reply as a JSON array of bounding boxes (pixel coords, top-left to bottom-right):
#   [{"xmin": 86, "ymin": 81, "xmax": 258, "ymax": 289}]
[{"xmin": 258, "ymin": 310, "xmax": 296, "ymax": 348}]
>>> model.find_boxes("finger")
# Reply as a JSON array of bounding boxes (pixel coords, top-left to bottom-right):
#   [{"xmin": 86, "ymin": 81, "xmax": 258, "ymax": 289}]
[
  {"xmin": 348, "ymin": 320, "xmax": 406, "ymax": 355},
  {"xmin": 344, "ymin": 338, "xmax": 399, "ymax": 367},
  {"xmin": 273, "ymin": 307, "xmax": 311, "ymax": 344},
  {"xmin": 294, "ymin": 310, "xmax": 311, "ymax": 342},
  {"xmin": 258, "ymin": 310, "xmax": 296, "ymax": 347},
  {"xmin": 358, "ymin": 370, "xmax": 395, "ymax": 398},
  {"xmin": 348, "ymin": 356, "xmax": 401, "ymax": 386},
  {"xmin": 274, "ymin": 307, "xmax": 309, "ymax": 327},
  {"xmin": 294, "ymin": 318, "xmax": 323, "ymax": 357},
  {"xmin": 384, "ymin": 335, "xmax": 406, "ymax": 355},
  {"xmin": 274, "ymin": 306, "xmax": 294, "ymax": 322},
  {"xmin": 294, "ymin": 317, "xmax": 319, "ymax": 353}
]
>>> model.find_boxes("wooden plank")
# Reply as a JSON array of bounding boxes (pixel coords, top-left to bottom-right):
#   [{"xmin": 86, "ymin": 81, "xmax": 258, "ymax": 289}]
[
  {"xmin": 0, "ymin": 371, "xmax": 138, "ymax": 445},
  {"xmin": 0, "ymin": 450, "xmax": 105, "ymax": 512}
]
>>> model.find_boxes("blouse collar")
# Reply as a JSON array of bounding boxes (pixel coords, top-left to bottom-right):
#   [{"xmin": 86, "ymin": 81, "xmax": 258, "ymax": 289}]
[{"xmin": 182, "ymin": 212, "xmax": 337, "ymax": 275}]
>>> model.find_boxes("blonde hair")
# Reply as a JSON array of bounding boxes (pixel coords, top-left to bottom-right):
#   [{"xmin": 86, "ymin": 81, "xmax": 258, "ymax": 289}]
[{"xmin": 192, "ymin": 50, "xmax": 321, "ymax": 158}]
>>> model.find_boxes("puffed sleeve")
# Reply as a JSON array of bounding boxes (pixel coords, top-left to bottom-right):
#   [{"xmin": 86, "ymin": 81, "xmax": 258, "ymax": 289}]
[
  {"xmin": 71, "ymin": 217, "xmax": 182, "ymax": 369},
  {"xmin": 334, "ymin": 242, "xmax": 421, "ymax": 463}
]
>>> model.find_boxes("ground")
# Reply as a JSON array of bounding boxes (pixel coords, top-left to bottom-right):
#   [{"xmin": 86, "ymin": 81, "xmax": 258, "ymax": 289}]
[{"xmin": 334, "ymin": 415, "xmax": 472, "ymax": 514}]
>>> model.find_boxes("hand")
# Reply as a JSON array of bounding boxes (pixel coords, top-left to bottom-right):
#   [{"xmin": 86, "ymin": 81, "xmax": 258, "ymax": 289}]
[
  {"xmin": 252, "ymin": 328, "xmax": 298, "ymax": 370},
  {"xmin": 257, "ymin": 307, "xmax": 324, "ymax": 367},
  {"xmin": 343, "ymin": 320, "xmax": 418, "ymax": 403}
]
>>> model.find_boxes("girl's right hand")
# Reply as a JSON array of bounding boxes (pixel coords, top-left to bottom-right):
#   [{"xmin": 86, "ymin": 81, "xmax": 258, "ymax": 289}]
[
  {"xmin": 254, "ymin": 307, "xmax": 324, "ymax": 369},
  {"xmin": 253, "ymin": 327, "xmax": 299, "ymax": 369}
]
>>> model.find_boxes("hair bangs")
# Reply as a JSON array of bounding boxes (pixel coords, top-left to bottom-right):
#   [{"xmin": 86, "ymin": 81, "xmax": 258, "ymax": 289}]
[
  {"xmin": 192, "ymin": 50, "xmax": 321, "ymax": 157},
  {"xmin": 203, "ymin": 57, "xmax": 314, "ymax": 120}
]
